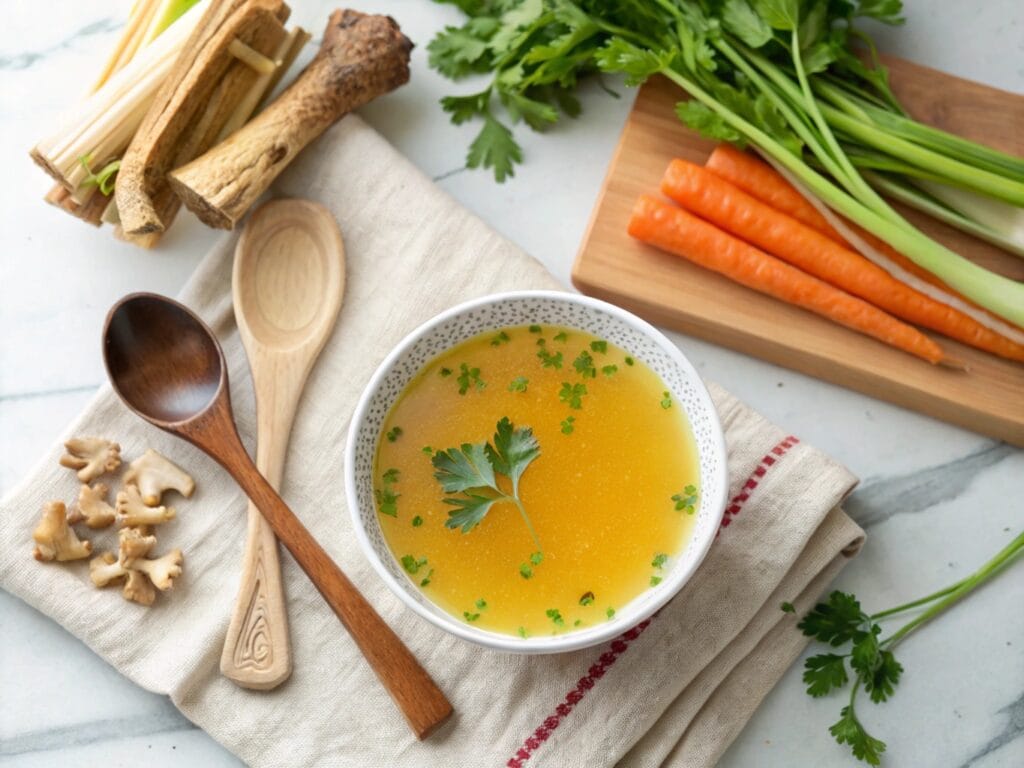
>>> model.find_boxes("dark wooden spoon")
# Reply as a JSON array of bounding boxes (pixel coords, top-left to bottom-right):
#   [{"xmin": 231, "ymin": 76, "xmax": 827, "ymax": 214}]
[{"xmin": 103, "ymin": 292, "xmax": 452, "ymax": 739}]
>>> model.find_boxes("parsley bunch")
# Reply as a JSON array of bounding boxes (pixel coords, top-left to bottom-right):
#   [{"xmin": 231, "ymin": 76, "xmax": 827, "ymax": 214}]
[
  {"xmin": 432, "ymin": 417, "xmax": 544, "ymax": 556},
  {"xmin": 428, "ymin": 0, "xmax": 1024, "ymax": 326},
  {"xmin": 791, "ymin": 529, "xmax": 1024, "ymax": 765}
]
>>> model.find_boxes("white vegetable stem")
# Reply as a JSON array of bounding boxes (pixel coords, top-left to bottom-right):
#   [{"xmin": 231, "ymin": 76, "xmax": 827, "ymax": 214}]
[
  {"xmin": 916, "ymin": 180, "xmax": 1024, "ymax": 254},
  {"xmin": 32, "ymin": 0, "xmax": 208, "ymax": 193}
]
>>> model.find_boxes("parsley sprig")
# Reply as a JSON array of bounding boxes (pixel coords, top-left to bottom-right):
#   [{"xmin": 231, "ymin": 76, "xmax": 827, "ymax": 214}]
[
  {"xmin": 432, "ymin": 417, "xmax": 543, "ymax": 554},
  {"xmin": 793, "ymin": 530, "xmax": 1024, "ymax": 765}
]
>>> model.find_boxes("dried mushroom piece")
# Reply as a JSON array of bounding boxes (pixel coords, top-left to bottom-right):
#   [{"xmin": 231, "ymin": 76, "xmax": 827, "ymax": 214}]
[
  {"xmin": 59, "ymin": 437, "xmax": 122, "ymax": 482},
  {"xmin": 89, "ymin": 552, "xmax": 127, "ymax": 587},
  {"xmin": 67, "ymin": 483, "xmax": 116, "ymax": 529},
  {"xmin": 133, "ymin": 549, "xmax": 183, "ymax": 591},
  {"xmin": 117, "ymin": 484, "xmax": 176, "ymax": 527},
  {"xmin": 123, "ymin": 570, "xmax": 157, "ymax": 606},
  {"xmin": 123, "ymin": 449, "xmax": 195, "ymax": 506},
  {"xmin": 33, "ymin": 501, "xmax": 92, "ymax": 562}
]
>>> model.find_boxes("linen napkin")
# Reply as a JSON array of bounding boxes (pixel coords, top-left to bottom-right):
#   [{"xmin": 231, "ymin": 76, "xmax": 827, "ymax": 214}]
[{"xmin": 0, "ymin": 116, "xmax": 864, "ymax": 768}]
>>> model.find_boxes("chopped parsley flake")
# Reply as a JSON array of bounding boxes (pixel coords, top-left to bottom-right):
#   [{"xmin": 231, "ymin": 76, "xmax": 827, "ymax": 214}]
[
  {"xmin": 537, "ymin": 347, "xmax": 563, "ymax": 368},
  {"xmin": 572, "ymin": 350, "xmax": 596, "ymax": 378},
  {"xmin": 652, "ymin": 553, "xmax": 668, "ymax": 569},
  {"xmin": 457, "ymin": 363, "xmax": 485, "ymax": 394},
  {"xmin": 381, "ymin": 468, "xmax": 400, "ymax": 484},
  {"xmin": 519, "ymin": 562, "xmax": 533, "ymax": 579},
  {"xmin": 781, "ymin": 601, "xmax": 796, "ymax": 614},
  {"xmin": 518, "ymin": 626, "xmax": 528, "ymax": 638},
  {"xmin": 375, "ymin": 468, "xmax": 400, "ymax": 517},
  {"xmin": 661, "ymin": 391, "xmax": 673, "ymax": 409},
  {"xmin": 624, "ymin": 356, "xmax": 635, "ymax": 366},
  {"xmin": 606, "ymin": 607, "xmax": 616, "ymax": 619},
  {"xmin": 590, "ymin": 340, "xmax": 608, "ymax": 354},
  {"xmin": 602, "ymin": 365, "xmax": 618, "ymax": 376},
  {"xmin": 650, "ymin": 576, "xmax": 663, "ymax": 586},
  {"xmin": 508, "ymin": 376, "xmax": 529, "ymax": 392},
  {"xmin": 574, "ymin": 619, "xmax": 583, "ymax": 627},
  {"xmin": 476, "ymin": 598, "xmax": 488, "ymax": 610},
  {"xmin": 412, "ymin": 515, "xmax": 423, "ymax": 527},
  {"xmin": 491, "ymin": 330, "xmax": 511, "ymax": 346},
  {"xmin": 579, "ymin": 591, "xmax": 595, "ymax": 607},
  {"xmin": 673, "ymin": 484, "xmax": 699, "ymax": 514},
  {"xmin": 386, "ymin": 426, "xmax": 403, "ymax": 442},
  {"xmin": 420, "ymin": 569, "xmax": 433, "ymax": 587},
  {"xmin": 400, "ymin": 554, "xmax": 427, "ymax": 574},
  {"xmin": 546, "ymin": 608, "xmax": 564, "ymax": 626},
  {"xmin": 422, "ymin": 446, "xmax": 433, "ymax": 455},
  {"xmin": 530, "ymin": 551, "xmax": 544, "ymax": 565},
  {"xmin": 553, "ymin": 331, "xmax": 568, "ymax": 342},
  {"xmin": 561, "ymin": 416, "xmax": 576, "ymax": 434},
  {"xmin": 463, "ymin": 611, "xmax": 480, "ymax": 622},
  {"xmin": 529, "ymin": 325, "xmax": 542, "ymax": 333},
  {"xmin": 439, "ymin": 367, "xmax": 452, "ymax": 377},
  {"xmin": 559, "ymin": 382, "xmax": 587, "ymax": 409}
]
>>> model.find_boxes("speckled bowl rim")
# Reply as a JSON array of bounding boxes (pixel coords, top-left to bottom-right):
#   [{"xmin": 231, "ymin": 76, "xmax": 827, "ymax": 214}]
[{"xmin": 345, "ymin": 290, "xmax": 728, "ymax": 654}]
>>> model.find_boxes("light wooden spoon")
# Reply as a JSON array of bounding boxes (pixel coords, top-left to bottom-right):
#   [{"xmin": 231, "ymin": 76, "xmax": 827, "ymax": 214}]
[{"xmin": 223, "ymin": 199, "xmax": 345, "ymax": 689}]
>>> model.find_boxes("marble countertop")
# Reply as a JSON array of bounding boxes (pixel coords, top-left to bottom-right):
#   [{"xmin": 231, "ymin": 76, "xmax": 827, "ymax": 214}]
[{"xmin": 1, "ymin": 1, "xmax": 1021, "ymax": 766}]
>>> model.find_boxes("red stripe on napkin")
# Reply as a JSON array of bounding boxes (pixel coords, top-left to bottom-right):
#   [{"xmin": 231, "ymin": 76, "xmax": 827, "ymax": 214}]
[{"xmin": 507, "ymin": 434, "xmax": 800, "ymax": 767}]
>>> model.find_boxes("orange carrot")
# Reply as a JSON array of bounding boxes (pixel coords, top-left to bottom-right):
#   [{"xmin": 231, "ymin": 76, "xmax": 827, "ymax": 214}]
[
  {"xmin": 628, "ymin": 194, "xmax": 945, "ymax": 364},
  {"xmin": 704, "ymin": 145, "xmax": 1001, "ymax": 315},
  {"xmin": 663, "ymin": 159, "xmax": 1024, "ymax": 363}
]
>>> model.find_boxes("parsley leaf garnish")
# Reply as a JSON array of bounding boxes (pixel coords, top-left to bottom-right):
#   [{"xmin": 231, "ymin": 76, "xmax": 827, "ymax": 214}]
[
  {"xmin": 590, "ymin": 340, "xmax": 607, "ymax": 354},
  {"xmin": 546, "ymin": 608, "xmax": 564, "ymax": 626},
  {"xmin": 491, "ymin": 330, "xmax": 511, "ymax": 346},
  {"xmin": 412, "ymin": 515, "xmax": 423, "ymax": 527},
  {"xmin": 652, "ymin": 553, "xmax": 667, "ymax": 569},
  {"xmin": 433, "ymin": 418, "xmax": 543, "ymax": 554},
  {"xmin": 624, "ymin": 356, "xmax": 635, "ymax": 366},
  {"xmin": 463, "ymin": 611, "xmax": 481, "ymax": 622},
  {"xmin": 508, "ymin": 376, "xmax": 529, "ymax": 392},
  {"xmin": 606, "ymin": 607, "xmax": 615, "ymax": 619},
  {"xmin": 476, "ymin": 598, "xmax": 488, "ymax": 610},
  {"xmin": 579, "ymin": 591, "xmax": 595, "ymax": 606},
  {"xmin": 560, "ymin": 416, "xmax": 575, "ymax": 434},
  {"xmin": 649, "ymin": 576, "xmax": 662, "ymax": 586},
  {"xmin": 386, "ymin": 426, "xmax": 403, "ymax": 442},
  {"xmin": 537, "ymin": 347, "xmax": 563, "ymax": 369},
  {"xmin": 781, "ymin": 601, "xmax": 796, "ymax": 614},
  {"xmin": 439, "ymin": 367, "xmax": 452, "ymax": 377},
  {"xmin": 553, "ymin": 331, "xmax": 568, "ymax": 342},
  {"xmin": 602, "ymin": 364, "xmax": 618, "ymax": 376},
  {"xmin": 400, "ymin": 554, "xmax": 427, "ymax": 574},
  {"xmin": 559, "ymin": 382, "xmax": 587, "ymax": 409},
  {"xmin": 518, "ymin": 626, "xmax": 528, "ymax": 638},
  {"xmin": 519, "ymin": 562, "xmax": 533, "ymax": 579},
  {"xmin": 661, "ymin": 391, "xmax": 673, "ymax": 409},
  {"xmin": 672, "ymin": 484, "xmax": 698, "ymax": 514},
  {"xmin": 375, "ymin": 469, "xmax": 401, "ymax": 517},
  {"xmin": 572, "ymin": 350, "xmax": 596, "ymax": 378},
  {"xmin": 529, "ymin": 325, "xmax": 542, "ymax": 333},
  {"xmin": 419, "ymin": 568, "xmax": 433, "ymax": 587},
  {"xmin": 457, "ymin": 363, "xmax": 485, "ymax": 394}
]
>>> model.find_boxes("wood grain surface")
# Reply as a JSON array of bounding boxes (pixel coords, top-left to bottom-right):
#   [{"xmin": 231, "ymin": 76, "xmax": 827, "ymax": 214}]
[{"xmin": 572, "ymin": 57, "xmax": 1024, "ymax": 445}]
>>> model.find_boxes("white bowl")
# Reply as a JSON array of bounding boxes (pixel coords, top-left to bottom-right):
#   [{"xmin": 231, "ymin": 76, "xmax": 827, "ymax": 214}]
[{"xmin": 345, "ymin": 291, "xmax": 728, "ymax": 654}]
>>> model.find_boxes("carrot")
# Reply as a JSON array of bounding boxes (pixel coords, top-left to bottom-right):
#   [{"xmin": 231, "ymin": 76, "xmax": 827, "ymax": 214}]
[
  {"xmin": 704, "ymin": 145, "xmax": 1004, "ymax": 316},
  {"xmin": 628, "ymin": 194, "xmax": 945, "ymax": 364},
  {"xmin": 663, "ymin": 159, "xmax": 1024, "ymax": 363}
]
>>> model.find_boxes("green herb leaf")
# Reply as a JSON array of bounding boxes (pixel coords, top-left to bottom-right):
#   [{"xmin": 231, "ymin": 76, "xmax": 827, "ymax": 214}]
[
  {"xmin": 508, "ymin": 376, "xmax": 529, "ymax": 392},
  {"xmin": 553, "ymin": 331, "xmax": 568, "ymax": 342},
  {"xmin": 476, "ymin": 598, "xmax": 488, "ymax": 610},
  {"xmin": 781, "ymin": 601, "xmax": 796, "ymax": 614},
  {"xmin": 443, "ymin": 492, "xmax": 503, "ymax": 534},
  {"xmin": 518, "ymin": 626, "xmax": 528, "ymax": 638},
  {"xmin": 560, "ymin": 416, "xmax": 576, "ymax": 434},
  {"xmin": 651, "ymin": 553, "xmax": 668, "ymax": 569},
  {"xmin": 422, "ymin": 446, "xmax": 433, "ymax": 455},
  {"xmin": 491, "ymin": 330, "xmax": 511, "ymax": 346},
  {"xmin": 401, "ymin": 555, "xmax": 427, "ymax": 574},
  {"xmin": 675, "ymin": 101, "xmax": 743, "ymax": 144},
  {"xmin": 439, "ymin": 367, "xmax": 453, "ymax": 378},
  {"xmin": 660, "ymin": 391, "xmax": 673, "ymax": 409},
  {"xmin": 466, "ymin": 114, "xmax": 522, "ymax": 182},
  {"xmin": 464, "ymin": 611, "xmax": 481, "ymax": 622},
  {"xmin": 559, "ymin": 382, "xmax": 587, "ymax": 409},
  {"xmin": 606, "ymin": 607, "xmax": 616, "ymax": 619},
  {"xmin": 602, "ymin": 365, "xmax": 618, "ymax": 376},
  {"xmin": 624, "ymin": 356, "xmax": 635, "ymax": 366},
  {"xmin": 798, "ymin": 591, "xmax": 867, "ymax": 647},
  {"xmin": 381, "ymin": 468, "xmax": 400, "ymax": 484},
  {"xmin": 649, "ymin": 576, "xmax": 663, "ymax": 586},
  {"xmin": 590, "ymin": 340, "xmax": 607, "ymax": 353},
  {"xmin": 721, "ymin": 0, "xmax": 774, "ymax": 48},
  {"xmin": 433, "ymin": 441, "xmax": 496, "ymax": 494},
  {"xmin": 420, "ymin": 568, "xmax": 434, "ymax": 587},
  {"xmin": 375, "ymin": 468, "xmax": 401, "ymax": 517},
  {"xmin": 864, "ymin": 650, "xmax": 902, "ymax": 704},
  {"xmin": 529, "ymin": 324, "xmax": 542, "ymax": 333},
  {"xmin": 572, "ymin": 350, "xmax": 597, "ymax": 378},
  {"xmin": 537, "ymin": 348, "xmax": 563, "ymax": 369},
  {"xmin": 484, "ymin": 417, "xmax": 540, "ymax": 495},
  {"xmin": 412, "ymin": 515, "xmax": 423, "ymax": 527},
  {"xmin": 672, "ymin": 485, "xmax": 699, "ymax": 514},
  {"xmin": 803, "ymin": 653, "xmax": 849, "ymax": 697},
  {"xmin": 579, "ymin": 591, "xmax": 595, "ymax": 606},
  {"xmin": 427, "ymin": 17, "xmax": 499, "ymax": 79},
  {"xmin": 457, "ymin": 362, "xmax": 485, "ymax": 394},
  {"xmin": 546, "ymin": 608, "xmax": 564, "ymax": 626},
  {"xmin": 530, "ymin": 551, "xmax": 543, "ymax": 565},
  {"xmin": 386, "ymin": 426, "xmax": 403, "ymax": 442},
  {"xmin": 829, "ymin": 705, "xmax": 886, "ymax": 766},
  {"xmin": 519, "ymin": 562, "xmax": 533, "ymax": 579}
]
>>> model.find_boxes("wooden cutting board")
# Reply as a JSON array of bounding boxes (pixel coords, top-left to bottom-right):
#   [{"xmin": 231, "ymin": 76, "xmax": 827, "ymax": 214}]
[{"xmin": 572, "ymin": 58, "xmax": 1024, "ymax": 446}]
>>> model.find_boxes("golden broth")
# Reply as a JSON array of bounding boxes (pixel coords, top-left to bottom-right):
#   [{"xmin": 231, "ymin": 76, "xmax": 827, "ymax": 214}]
[{"xmin": 374, "ymin": 324, "xmax": 700, "ymax": 637}]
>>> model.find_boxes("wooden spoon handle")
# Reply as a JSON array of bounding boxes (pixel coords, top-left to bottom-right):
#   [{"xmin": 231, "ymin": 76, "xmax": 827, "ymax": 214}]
[
  {"xmin": 220, "ymin": 369, "xmax": 302, "ymax": 689},
  {"xmin": 227, "ymin": 444, "xmax": 453, "ymax": 738}
]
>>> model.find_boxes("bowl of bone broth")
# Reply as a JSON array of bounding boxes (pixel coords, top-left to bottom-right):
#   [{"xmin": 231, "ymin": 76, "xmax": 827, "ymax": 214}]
[{"xmin": 346, "ymin": 291, "xmax": 727, "ymax": 653}]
